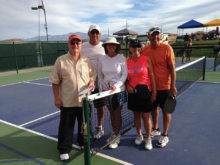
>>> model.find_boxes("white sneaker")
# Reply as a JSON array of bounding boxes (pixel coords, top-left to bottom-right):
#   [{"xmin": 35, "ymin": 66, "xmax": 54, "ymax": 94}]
[
  {"xmin": 135, "ymin": 134, "xmax": 143, "ymax": 145},
  {"xmin": 145, "ymin": 138, "xmax": 153, "ymax": 150},
  {"xmin": 93, "ymin": 127, "xmax": 104, "ymax": 139},
  {"xmin": 156, "ymin": 135, "xmax": 169, "ymax": 148},
  {"xmin": 60, "ymin": 153, "xmax": 69, "ymax": 161},
  {"xmin": 106, "ymin": 133, "xmax": 116, "ymax": 143},
  {"xmin": 107, "ymin": 134, "xmax": 120, "ymax": 149},
  {"xmin": 151, "ymin": 128, "xmax": 161, "ymax": 137}
]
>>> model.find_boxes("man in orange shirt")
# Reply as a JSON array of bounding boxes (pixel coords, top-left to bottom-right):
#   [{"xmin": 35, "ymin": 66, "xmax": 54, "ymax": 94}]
[{"xmin": 142, "ymin": 26, "xmax": 177, "ymax": 148}]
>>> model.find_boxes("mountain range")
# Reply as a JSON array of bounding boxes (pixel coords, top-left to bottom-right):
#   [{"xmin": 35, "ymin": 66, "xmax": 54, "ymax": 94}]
[{"xmin": 24, "ymin": 32, "xmax": 110, "ymax": 41}]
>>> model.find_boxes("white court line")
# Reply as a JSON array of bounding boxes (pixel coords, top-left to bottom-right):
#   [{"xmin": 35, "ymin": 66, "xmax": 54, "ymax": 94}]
[
  {"xmin": 198, "ymin": 81, "xmax": 220, "ymax": 84},
  {"xmin": 0, "ymin": 77, "xmax": 49, "ymax": 88},
  {"xmin": 1, "ymin": 119, "xmax": 133, "ymax": 165},
  {"xmin": 19, "ymin": 111, "xmax": 60, "ymax": 127},
  {"xmin": 96, "ymin": 153, "xmax": 133, "ymax": 165},
  {"xmin": 23, "ymin": 81, "xmax": 52, "ymax": 87},
  {"xmin": 0, "ymin": 119, "xmax": 79, "ymax": 149}
]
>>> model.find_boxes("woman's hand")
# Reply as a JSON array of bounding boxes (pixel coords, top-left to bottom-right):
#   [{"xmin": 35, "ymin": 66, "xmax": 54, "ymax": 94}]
[
  {"xmin": 151, "ymin": 92, "xmax": 157, "ymax": 103},
  {"xmin": 109, "ymin": 85, "xmax": 116, "ymax": 93},
  {"xmin": 126, "ymin": 84, "xmax": 134, "ymax": 93}
]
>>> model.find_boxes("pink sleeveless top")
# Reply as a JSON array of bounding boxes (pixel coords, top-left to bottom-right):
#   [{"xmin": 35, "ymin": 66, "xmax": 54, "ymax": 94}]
[{"xmin": 127, "ymin": 55, "xmax": 152, "ymax": 91}]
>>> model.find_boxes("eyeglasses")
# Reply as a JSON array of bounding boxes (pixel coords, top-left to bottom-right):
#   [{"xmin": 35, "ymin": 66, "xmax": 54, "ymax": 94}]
[
  {"xmin": 90, "ymin": 30, "xmax": 99, "ymax": 35},
  {"xmin": 70, "ymin": 40, "xmax": 81, "ymax": 45},
  {"xmin": 131, "ymin": 45, "xmax": 141, "ymax": 48}
]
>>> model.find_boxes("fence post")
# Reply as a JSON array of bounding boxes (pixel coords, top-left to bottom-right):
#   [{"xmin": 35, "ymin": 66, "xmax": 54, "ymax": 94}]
[
  {"xmin": 214, "ymin": 55, "xmax": 217, "ymax": 71},
  {"xmin": 40, "ymin": 42, "xmax": 43, "ymax": 67},
  {"xmin": 12, "ymin": 42, "xmax": 19, "ymax": 74},
  {"xmin": 82, "ymin": 97, "xmax": 91, "ymax": 165},
  {"xmin": 202, "ymin": 56, "xmax": 206, "ymax": 80},
  {"xmin": 57, "ymin": 41, "xmax": 59, "ymax": 57}
]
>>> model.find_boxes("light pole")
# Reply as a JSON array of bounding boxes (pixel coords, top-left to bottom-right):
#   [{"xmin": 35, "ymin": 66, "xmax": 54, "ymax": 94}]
[{"xmin": 32, "ymin": 5, "xmax": 48, "ymax": 41}]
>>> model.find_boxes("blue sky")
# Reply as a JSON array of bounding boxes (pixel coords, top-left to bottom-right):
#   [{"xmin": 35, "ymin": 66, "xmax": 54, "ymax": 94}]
[{"xmin": 1, "ymin": 0, "xmax": 220, "ymax": 40}]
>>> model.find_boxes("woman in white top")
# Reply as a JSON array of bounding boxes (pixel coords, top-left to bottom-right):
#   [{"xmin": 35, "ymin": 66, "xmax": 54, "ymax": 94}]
[{"xmin": 98, "ymin": 37, "xmax": 127, "ymax": 149}]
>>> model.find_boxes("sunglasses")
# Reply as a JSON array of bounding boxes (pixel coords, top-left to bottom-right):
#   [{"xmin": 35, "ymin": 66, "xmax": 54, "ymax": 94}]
[
  {"xmin": 70, "ymin": 40, "xmax": 81, "ymax": 45},
  {"xmin": 131, "ymin": 45, "xmax": 141, "ymax": 48},
  {"xmin": 90, "ymin": 30, "xmax": 99, "ymax": 35},
  {"xmin": 149, "ymin": 27, "xmax": 160, "ymax": 32},
  {"xmin": 148, "ymin": 27, "xmax": 161, "ymax": 35}
]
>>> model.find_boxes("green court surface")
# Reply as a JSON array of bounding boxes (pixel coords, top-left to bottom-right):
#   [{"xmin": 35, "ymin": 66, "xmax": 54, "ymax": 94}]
[
  {"xmin": 204, "ymin": 71, "xmax": 220, "ymax": 82},
  {"xmin": 0, "ymin": 121, "xmax": 123, "ymax": 165},
  {"xmin": 0, "ymin": 69, "xmax": 51, "ymax": 86}
]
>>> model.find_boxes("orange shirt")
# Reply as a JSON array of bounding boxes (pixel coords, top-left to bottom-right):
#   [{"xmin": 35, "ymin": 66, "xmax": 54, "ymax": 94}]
[{"xmin": 142, "ymin": 43, "xmax": 175, "ymax": 90}]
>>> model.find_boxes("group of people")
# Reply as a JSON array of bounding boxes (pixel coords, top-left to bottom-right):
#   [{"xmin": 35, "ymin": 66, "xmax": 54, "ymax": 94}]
[{"xmin": 49, "ymin": 24, "xmax": 177, "ymax": 162}]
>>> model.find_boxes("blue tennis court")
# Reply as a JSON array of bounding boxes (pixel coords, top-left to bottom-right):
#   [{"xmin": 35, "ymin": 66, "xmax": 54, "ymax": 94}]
[{"xmin": 1, "ymin": 67, "xmax": 220, "ymax": 165}]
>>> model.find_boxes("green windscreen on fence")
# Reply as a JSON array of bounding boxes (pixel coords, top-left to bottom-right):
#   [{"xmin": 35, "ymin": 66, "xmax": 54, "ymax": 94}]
[
  {"xmin": 41, "ymin": 42, "xmax": 68, "ymax": 66},
  {"xmin": 0, "ymin": 42, "xmax": 68, "ymax": 72},
  {"xmin": 0, "ymin": 42, "xmax": 217, "ymax": 73}
]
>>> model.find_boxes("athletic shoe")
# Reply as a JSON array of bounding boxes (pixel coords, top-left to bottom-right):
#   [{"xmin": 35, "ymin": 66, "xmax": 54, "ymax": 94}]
[
  {"xmin": 107, "ymin": 134, "xmax": 120, "ymax": 149},
  {"xmin": 151, "ymin": 128, "xmax": 161, "ymax": 137},
  {"xmin": 60, "ymin": 153, "xmax": 69, "ymax": 162},
  {"xmin": 145, "ymin": 138, "xmax": 153, "ymax": 150},
  {"xmin": 93, "ymin": 127, "xmax": 104, "ymax": 139},
  {"xmin": 106, "ymin": 133, "xmax": 116, "ymax": 143},
  {"xmin": 156, "ymin": 135, "xmax": 169, "ymax": 148},
  {"xmin": 135, "ymin": 134, "xmax": 143, "ymax": 145}
]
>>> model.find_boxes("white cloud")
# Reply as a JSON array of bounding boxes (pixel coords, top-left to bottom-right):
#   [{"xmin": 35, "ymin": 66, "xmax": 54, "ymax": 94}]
[{"xmin": 0, "ymin": 0, "xmax": 220, "ymax": 40}]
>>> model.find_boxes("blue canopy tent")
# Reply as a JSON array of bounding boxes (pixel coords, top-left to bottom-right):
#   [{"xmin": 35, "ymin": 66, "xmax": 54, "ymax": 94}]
[
  {"xmin": 177, "ymin": 19, "xmax": 204, "ymax": 35},
  {"xmin": 178, "ymin": 19, "xmax": 204, "ymax": 29}
]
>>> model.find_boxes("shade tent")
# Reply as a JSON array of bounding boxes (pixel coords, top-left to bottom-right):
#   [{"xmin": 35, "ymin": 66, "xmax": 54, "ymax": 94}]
[
  {"xmin": 204, "ymin": 19, "xmax": 220, "ymax": 27},
  {"xmin": 177, "ymin": 19, "xmax": 204, "ymax": 29}
]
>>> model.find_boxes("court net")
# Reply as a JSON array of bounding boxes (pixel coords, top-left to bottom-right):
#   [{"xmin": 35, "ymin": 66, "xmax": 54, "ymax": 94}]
[
  {"xmin": 176, "ymin": 56, "xmax": 206, "ymax": 95},
  {"xmin": 82, "ymin": 56, "xmax": 206, "ymax": 157}
]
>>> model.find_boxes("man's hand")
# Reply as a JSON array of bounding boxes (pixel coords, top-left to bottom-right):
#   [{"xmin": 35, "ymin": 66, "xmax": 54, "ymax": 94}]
[
  {"xmin": 55, "ymin": 96, "xmax": 63, "ymax": 109},
  {"xmin": 88, "ymin": 80, "xmax": 95, "ymax": 92},
  {"xmin": 170, "ymin": 87, "xmax": 177, "ymax": 98}
]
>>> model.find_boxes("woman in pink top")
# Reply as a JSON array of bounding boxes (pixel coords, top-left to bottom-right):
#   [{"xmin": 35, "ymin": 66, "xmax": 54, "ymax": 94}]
[{"xmin": 126, "ymin": 39, "xmax": 156, "ymax": 150}]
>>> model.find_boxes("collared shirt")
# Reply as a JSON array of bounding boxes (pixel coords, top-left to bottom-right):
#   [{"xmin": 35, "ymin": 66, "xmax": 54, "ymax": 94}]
[{"xmin": 50, "ymin": 52, "xmax": 96, "ymax": 107}]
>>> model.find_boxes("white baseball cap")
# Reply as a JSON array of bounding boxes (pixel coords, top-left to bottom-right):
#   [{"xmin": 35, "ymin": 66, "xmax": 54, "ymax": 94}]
[
  {"xmin": 147, "ymin": 26, "xmax": 161, "ymax": 35},
  {"xmin": 88, "ymin": 24, "xmax": 101, "ymax": 32}
]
